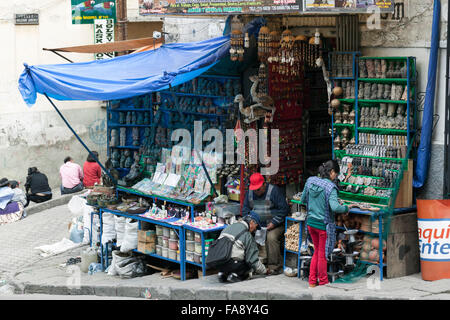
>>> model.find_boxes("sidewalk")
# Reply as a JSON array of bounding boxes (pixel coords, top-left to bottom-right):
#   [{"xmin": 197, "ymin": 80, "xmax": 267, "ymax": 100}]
[
  {"xmin": 5, "ymin": 247, "xmax": 450, "ymax": 300},
  {"xmin": 1, "ymin": 203, "xmax": 450, "ymax": 300},
  {"xmin": 26, "ymin": 188, "xmax": 85, "ymax": 216}
]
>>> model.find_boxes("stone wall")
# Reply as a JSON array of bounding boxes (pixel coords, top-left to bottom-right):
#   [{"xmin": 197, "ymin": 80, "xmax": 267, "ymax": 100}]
[{"xmin": 0, "ymin": 0, "xmax": 106, "ymax": 189}]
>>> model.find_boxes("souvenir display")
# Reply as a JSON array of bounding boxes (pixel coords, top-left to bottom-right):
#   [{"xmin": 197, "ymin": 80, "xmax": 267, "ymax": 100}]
[{"xmin": 257, "ymin": 26, "xmax": 270, "ymax": 63}]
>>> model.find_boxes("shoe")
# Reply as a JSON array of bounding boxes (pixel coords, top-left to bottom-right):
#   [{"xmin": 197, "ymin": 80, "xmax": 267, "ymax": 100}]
[
  {"xmin": 308, "ymin": 284, "xmax": 318, "ymax": 288},
  {"xmin": 227, "ymin": 273, "xmax": 243, "ymax": 283},
  {"xmin": 218, "ymin": 272, "xmax": 228, "ymax": 283}
]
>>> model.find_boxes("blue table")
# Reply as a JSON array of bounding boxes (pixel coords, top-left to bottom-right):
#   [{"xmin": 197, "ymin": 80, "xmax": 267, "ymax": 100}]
[
  {"xmin": 183, "ymin": 224, "xmax": 226, "ymax": 276},
  {"xmin": 99, "ymin": 208, "xmax": 187, "ymax": 281}
]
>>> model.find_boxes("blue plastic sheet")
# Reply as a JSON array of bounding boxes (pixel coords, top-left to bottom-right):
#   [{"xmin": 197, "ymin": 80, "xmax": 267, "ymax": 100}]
[
  {"xmin": 18, "ymin": 35, "xmax": 230, "ymax": 106},
  {"xmin": 413, "ymin": 0, "xmax": 441, "ymax": 188}
]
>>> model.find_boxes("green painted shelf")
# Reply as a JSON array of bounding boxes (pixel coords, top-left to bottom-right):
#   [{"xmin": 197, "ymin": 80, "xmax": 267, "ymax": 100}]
[
  {"xmin": 342, "ymin": 153, "xmax": 406, "ymax": 162},
  {"xmin": 333, "ymin": 123, "xmax": 355, "ymax": 128},
  {"xmin": 338, "ymin": 98, "xmax": 355, "ymax": 103},
  {"xmin": 359, "ymin": 99, "xmax": 410, "ymax": 105},
  {"xmin": 340, "ymin": 182, "xmax": 394, "ymax": 191},
  {"xmin": 358, "ymin": 78, "xmax": 410, "ymax": 84},
  {"xmin": 359, "ymin": 56, "xmax": 411, "ymax": 60},
  {"xmin": 357, "ymin": 127, "xmax": 408, "ymax": 135}
]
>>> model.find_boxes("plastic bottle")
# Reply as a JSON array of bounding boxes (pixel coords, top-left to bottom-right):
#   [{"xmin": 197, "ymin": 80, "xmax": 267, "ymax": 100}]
[{"xmin": 81, "ymin": 247, "xmax": 98, "ymax": 273}]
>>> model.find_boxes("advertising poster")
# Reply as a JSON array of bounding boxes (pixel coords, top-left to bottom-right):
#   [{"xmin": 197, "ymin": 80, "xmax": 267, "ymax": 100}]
[
  {"xmin": 304, "ymin": 0, "xmax": 395, "ymax": 12},
  {"xmin": 72, "ymin": 0, "xmax": 116, "ymax": 24},
  {"xmin": 139, "ymin": 0, "xmax": 302, "ymax": 15}
]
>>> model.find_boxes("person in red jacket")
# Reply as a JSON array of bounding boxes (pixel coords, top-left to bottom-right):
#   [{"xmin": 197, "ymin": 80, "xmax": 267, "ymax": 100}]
[{"xmin": 83, "ymin": 151, "xmax": 102, "ymax": 188}]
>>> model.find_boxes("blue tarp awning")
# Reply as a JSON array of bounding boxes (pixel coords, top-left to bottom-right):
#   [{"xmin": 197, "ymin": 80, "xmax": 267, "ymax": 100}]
[{"xmin": 18, "ymin": 35, "xmax": 231, "ymax": 106}]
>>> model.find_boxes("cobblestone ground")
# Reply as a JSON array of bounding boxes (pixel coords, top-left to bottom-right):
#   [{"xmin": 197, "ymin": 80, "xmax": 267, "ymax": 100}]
[{"xmin": 0, "ymin": 204, "xmax": 77, "ymax": 275}]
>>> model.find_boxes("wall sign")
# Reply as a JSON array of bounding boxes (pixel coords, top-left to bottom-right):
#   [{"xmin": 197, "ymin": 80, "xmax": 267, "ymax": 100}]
[
  {"xmin": 72, "ymin": 0, "xmax": 116, "ymax": 24},
  {"xmin": 304, "ymin": 0, "xmax": 395, "ymax": 13},
  {"xmin": 94, "ymin": 19, "xmax": 115, "ymax": 60},
  {"xmin": 138, "ymin": 0, "xmax": 303, "ymax": 15},
  {"xmin": 15, "ymin": 13, "xmax": 39, "ymax": 25}
]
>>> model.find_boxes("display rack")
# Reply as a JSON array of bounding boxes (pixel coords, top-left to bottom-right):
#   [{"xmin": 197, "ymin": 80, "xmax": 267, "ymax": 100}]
[
  {"xmin": 287, "ymin": 199, "xmax": 385, "ymax": 281},
  {"xmin": 327, "ymin": 56, "xmax": 418, "ymax": 280},
  {"xmin": 183, "ymin": 224, "xmax": 225, "ymax": 277},
  {"xmin": 283, "ymin": 214, "xmax": 305, "ymax": 279},
  {"xmin": 98, "ymin": 207, "xmax": 187, "ymax": 280},
  {"xmin": 101, "ymin": 74, "xmax": 241, "ymax": 280},
  {"xmin": 106, "ymin": 74, "xmax": 241, "ymax": 178}
]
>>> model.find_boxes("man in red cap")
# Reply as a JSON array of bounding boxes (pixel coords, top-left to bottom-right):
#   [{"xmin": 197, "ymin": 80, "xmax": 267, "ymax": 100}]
[{"xmin": 242, "ymin": 172, "xmax": 290, "ymax": 273}]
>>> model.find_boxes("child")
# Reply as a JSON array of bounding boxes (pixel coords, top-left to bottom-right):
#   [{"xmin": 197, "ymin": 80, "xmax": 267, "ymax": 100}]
[{"xmin": 9, "ymin": 180, "xmax": 27, "ymax": 217}]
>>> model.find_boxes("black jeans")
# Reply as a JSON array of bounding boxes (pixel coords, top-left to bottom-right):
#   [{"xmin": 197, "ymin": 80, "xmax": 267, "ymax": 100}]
[
  {"xmin": 219, "ymin": 259, "xmax": 252, "ymax": 280},
  {"xmin": 25, "ymin": 193, "xmax": 52, "ymax": 207}
]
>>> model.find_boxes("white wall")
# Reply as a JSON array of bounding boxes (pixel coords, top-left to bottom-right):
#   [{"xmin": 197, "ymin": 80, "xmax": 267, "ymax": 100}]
[{"xmin": 0, "ymin": 0, "xmax": 106, "ymax": 189}]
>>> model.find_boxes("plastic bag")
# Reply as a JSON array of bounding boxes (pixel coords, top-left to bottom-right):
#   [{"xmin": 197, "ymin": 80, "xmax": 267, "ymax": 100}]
[
  {"xmin": 120, "ymin": 218, "xmax": 138, "ymax": 252},
  {"xmin": 114, "ymin": 215, "xmax": 126, "ymax": 247},
  {"xmin": 101, "ymin": 212, "xmax": 117, "ymax": 245},
  {"xmin": 69, "ymin": 216, "xmax": 85, "ymax": 243},
  {"xmin": 255, "ymin": 227, "xmax": 267, "ymax": 246},
  {"xmin": 107, "ymin": 250, "xmax": 145, "ymax": 278},
  {"xmin": 67, "ymin": 195, "xmax": 87, "ymax": 216}
]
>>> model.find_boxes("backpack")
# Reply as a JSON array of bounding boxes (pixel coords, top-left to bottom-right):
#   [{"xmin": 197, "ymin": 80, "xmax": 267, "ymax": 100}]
[{"xmin": 206, "ymin": 228, "xmax": 247, "ymax": 269}]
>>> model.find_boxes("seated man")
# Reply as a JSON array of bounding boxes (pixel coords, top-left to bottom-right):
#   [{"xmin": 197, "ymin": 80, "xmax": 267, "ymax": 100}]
[
  {"xmin": 242, "ymin": 173, "xmax": 290, "ymax": 273},
  {"xmin": 216, "ymin": 212, "xmax": 271, "ymax": 283},
  {"xmin": 60, "ymin": 156, "xmax": 84, "ymax": 195}
]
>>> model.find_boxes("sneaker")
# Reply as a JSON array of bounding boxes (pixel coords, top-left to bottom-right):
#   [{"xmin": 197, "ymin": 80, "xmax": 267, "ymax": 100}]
[
  {"xmin": 308, "ymin": 284, "xmax": 318, "ymax": 288},
  {"xmin": 227, "ymin": 273, "xmax": 243, "ymax": 283},
  {"xmin": 217, "ymin": 272, "xmax": 228, "ymax": 283}
]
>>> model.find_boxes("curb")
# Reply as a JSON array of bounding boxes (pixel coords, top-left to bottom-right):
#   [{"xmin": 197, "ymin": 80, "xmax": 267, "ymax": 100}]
[
  {"xmin": 10, "ymin": 281, "xmax": 410, "ymax": 300},
  {"xmin": 26, "ymin": 190, "xmax": 86, "ymax": 216}
]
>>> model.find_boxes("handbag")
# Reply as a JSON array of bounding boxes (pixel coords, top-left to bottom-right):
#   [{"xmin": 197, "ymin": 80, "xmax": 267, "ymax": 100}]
[{"xmin": 206, "ymin": 228, "xmax": 247, "ymax": 269}]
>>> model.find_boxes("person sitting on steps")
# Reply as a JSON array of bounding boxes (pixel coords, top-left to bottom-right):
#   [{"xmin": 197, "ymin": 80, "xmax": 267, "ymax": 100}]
[
  {"xmin": 60, "ymin": 156, "xmax": 84, "ymax": 195},
  {"xmin": 24, "ymin": 167, "xmax": 52, "ymax": 207}
]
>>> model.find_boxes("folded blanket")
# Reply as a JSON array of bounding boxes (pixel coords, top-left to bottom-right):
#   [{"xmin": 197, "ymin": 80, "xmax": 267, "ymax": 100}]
[
  {"xmin": 0, "ymin": 202, "xmax": 20, "ymax": 215},
  {"xmin": 0, "ymin": 202, "xmax": 23, "ymax": 225},
  {"xmin": 35, "ymin": 238, "xmax": 83, "ymax": 258}
]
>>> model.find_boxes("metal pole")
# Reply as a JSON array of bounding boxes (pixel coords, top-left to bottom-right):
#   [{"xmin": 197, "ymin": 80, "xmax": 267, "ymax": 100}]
[
  {"xmin": 444, "ymin": 3, "xmax": 450, "ymax": 198},
  {"xmin": 44, "ymin": 93, "xmax": 117, "ymax": 185}
]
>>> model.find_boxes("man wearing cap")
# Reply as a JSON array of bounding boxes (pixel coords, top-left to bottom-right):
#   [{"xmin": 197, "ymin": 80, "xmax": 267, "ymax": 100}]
[
  {"xmin": 216, "ymin": 211, "xmax": 271, "ymax": 283},
  {"xmin": 242, "ymin": 172, "xmax": 290, "ymax": 272}
]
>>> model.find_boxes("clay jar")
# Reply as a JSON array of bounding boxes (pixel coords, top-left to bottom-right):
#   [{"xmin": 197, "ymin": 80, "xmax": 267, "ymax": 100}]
[
  {"xmin": 332, "ymin": 86, "xmax": 343, "ymax": 97},
  {"xmin": 331, "ymin": 99, "xmax": 341, "ymax": 110}
]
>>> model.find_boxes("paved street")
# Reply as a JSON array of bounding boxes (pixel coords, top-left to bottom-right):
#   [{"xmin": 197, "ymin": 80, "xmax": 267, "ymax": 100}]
[{"xmin": 0, "ymin": 201, "xmax": 450, "ymax": 300}]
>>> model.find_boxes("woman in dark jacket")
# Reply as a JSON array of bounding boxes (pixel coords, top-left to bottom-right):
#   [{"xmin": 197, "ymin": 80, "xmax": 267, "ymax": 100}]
[{"xmin": 24, "ymin": 167, "xmax": 52, "ymax": 207}]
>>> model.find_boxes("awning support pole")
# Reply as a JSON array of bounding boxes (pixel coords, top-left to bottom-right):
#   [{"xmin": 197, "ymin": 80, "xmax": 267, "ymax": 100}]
[
  {"xmin": 45, "ymin": 49, "xmax": 74, "ymax": 63},
  {"xmin": 44, "ymin": 93, "xmax": 117, "ymax": 186}
]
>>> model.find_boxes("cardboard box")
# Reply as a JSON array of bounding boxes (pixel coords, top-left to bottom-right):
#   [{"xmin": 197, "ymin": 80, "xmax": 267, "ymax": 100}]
[
  {"xmin": 138, "ymin": 241, "xmax": 146, "ymax": 253},
  {"xmin": 395, "ymin": 159, "xmax": 413, "ymax": 208},
  {"xmin": 138, "ymin": 230, "xmax": 156, "ymax": 243},
  {"xmin": 144, "ymin": 242, "xmax": 156, "ymax": 254}
]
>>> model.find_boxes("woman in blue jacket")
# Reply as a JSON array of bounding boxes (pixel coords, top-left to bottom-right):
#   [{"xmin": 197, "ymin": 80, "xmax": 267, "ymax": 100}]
[{"xmin": 300, "ymin": 160, "xmax": 356, "ymax": 287}]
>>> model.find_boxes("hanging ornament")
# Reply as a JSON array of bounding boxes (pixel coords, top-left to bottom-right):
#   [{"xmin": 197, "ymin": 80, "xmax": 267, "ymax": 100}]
[
  {"xmin": 230, "ymin": 29, "xmax": 243, "ymax": 62},
  {"xmin": 230, "ymin": 16, "xmax": 244, "ymax": 62},
  {"xmin": 258, "ymin": 63, "xmax": 268, "ymax": 95},
  {"xmin": 257, "ymin": 26, "xmax": 270, "ymax": 62},
  {"xmin": 268, "ymin": 30, "xmax": 280, "ymax": 64},
  {"xmin": 244, "ymin": 32, "xmax": 250, "ymax": 49}
]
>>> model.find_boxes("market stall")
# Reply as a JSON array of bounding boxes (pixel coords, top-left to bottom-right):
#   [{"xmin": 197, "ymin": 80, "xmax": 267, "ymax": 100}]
[{"xmin": 19, "ymin": 13, "xmax": 420, "ymax": 283}]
